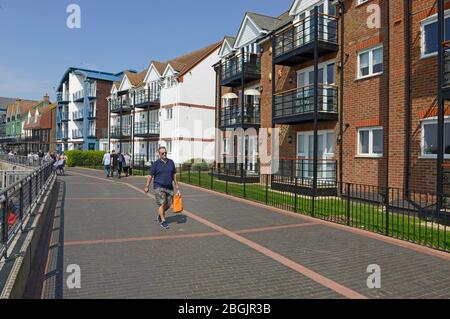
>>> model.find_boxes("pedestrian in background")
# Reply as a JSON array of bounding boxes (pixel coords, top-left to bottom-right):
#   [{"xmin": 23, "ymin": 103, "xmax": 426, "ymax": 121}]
[
  {"xmin": 123, "ymin": 152, "xmax": 131, "ymax": 177},
  {"xmin": 102, "ymin": 151, "xmax": 111, "ymax": 178},
  {"xmin": 110, "ymin": 150, "xmax": 118, "ymax": 178}
]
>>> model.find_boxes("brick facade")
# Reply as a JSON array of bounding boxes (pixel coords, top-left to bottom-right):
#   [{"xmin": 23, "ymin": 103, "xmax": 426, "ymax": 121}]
[{"xmin": 215, "ymin": 0, "xmax": 444, "ymax": 194}]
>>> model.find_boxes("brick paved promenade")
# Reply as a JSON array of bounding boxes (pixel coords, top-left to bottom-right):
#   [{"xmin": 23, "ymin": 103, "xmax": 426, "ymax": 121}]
[{"xmin": 30, "ymin": 168, "xmax": 450, "ymax": 299}]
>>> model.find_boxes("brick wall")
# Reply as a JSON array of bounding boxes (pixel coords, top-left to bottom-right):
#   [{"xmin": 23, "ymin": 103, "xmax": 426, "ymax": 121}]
[{"xmin": 96, "ymin": 80, "xmax": 112, "ymax": 139}]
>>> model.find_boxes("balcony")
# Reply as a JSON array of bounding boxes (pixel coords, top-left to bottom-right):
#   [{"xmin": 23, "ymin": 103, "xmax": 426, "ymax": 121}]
[
  {"xmin": 443, "ymin": 41, "xmax": 450, "ymax": 98},
  {"xmin": 134, "ymin": 154, "xmax": 159, "ymax": 165},
  {"xmin": 219, "ymin": 103, "xmax": 260, "ymax": 129},
  {"xmin": 110, "ymin": 99, "xmax": 132, "ymax": 113},
  {"xmin": 73, "ymin": 90, "xmax": 84, "ymax": 102},
  {"xmin": 134, "ymin": 122, "xmax": 160, "ymax": 137},
  {"xmin": 57, "ymin": 92, "xmax": 70, "ymax": 104},
  {"xmin": 72, "ymin": 129, "xmax": 83, "ymax": 139},
  {"xmin": 134, "ymin": 90, "xmax": 160, "ymax": 109},
  {"xmin": 271, "ymin": 159, "xmax": 337, "ymax": 196},
  {"xmin": 110, "ymin": 125, "xmax": 131, "ymax": 139},
  {"xmin": 215, "ymin": 160, "xmax": 260, "ymax": 184},
  {"xmin": 273, "ymin": 11, "xmax": 338, "ymax": 66},
  {"xmin": 220, "ymin": 52, "xmax": 261, "ymax": 87},
  {"xmin": 273, "ymin": 84, "xmax": 338, "ymax": 125},
  {"xmin": 72, "ymin": 111, "xmax": 84, "ymax": 121},
  {"xmin": 87, "ymin": 129, "xmax": 97, "ymax": 138},
  {"xmin": 60, "ymin": 112, "xmax": 69, "ymax": 122},
  {"xmin": 88, "ymin": 110, "xmax": 96, "ymax": 119}
]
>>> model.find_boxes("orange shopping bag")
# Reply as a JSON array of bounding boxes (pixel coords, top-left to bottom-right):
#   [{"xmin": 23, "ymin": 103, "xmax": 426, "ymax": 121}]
[{"xmin": 173, "ymin": 193, "xmax": 183, "ymax": 214}]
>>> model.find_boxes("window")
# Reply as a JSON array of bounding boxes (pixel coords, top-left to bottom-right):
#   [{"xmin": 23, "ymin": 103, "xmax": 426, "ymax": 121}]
[
  {"xmin": 357, "ymin": 127, "xmax": 383, "ymax": 157},
  {"xmin": 421, "ymin": 119, "xmax": 450, "ymax": 158},
  {"xmin": 166, "ymin": 140, "xmax": 172, "ymax": 153},
  {"xmin": 358, "ymin": 46, "xmax": 383, "ymax": 79},
  {"xmin": 421, "ymin": 13, "xmax": 450, "ymax": 58},
  {"xmin": 166, "ymin": 108, "xmax": 173, "ymax": 120}
]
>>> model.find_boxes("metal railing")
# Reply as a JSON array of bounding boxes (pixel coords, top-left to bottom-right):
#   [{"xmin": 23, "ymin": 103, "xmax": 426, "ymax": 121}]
[
  {"xmin": 110, "ymin": 125, "xmax": 131, "ymax": 138},
  {"xmin": 220, "ymin": 103, "xmax": 260, "ymax": 127},
  {"xmin": 72, "ymin": 111, "xmax": 83, "ymax": 121},
  {"xmin": 134, "ymin": 122, "xmax": 160, "ymax": 135},
  {"xmin": 220, "ymin": 52, "xmax": 261, "ymax": 82},
  {"xmin": 443, "ymin": 41, "xmax": 450, "ymax": 87},
  {"xmin": 0, "ymin": 154, "xmax": 48, "ymax": 168},
  {"xmin": 72, "ymin": 129, "xmax": 83, "ymax": 139},
  {"xmin": 273, "ymin": 159, "xmax": 337, "ymax": 188},
  {"xmin": 111, "ymin": 98, "xmax": 131, "ymax": 112},
  {"xmin": 179, "ymin": 162, "xmax": 449, "ymax": 253},
  {"xmin": 274, "ymin": 11, "xmax": 338, "ymax": 58},
  {"xmin": 60, "ymin": 112, "xmax": 69, "ymax": 122},
  {"xmin": 56, "ymin": 92, "xmax": 70, "ymax": 103},
  {"xmin": 0, "ymin": 157, "xmax": 54, "ymax": 258},
  {"xmin": 0, "ymin": 171, "xmax": 32, "ymax": 189},
  {"xmin": 134, "ymin": 90, "xmax": 160, "ymax": 106},
  {"xmin": 274, "ymin": 84, "xmax": 338, "ymax": 119}
]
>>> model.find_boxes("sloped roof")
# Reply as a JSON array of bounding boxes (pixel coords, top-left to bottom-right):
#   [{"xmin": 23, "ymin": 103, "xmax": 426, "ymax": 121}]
[
  {"xmin": 125, "ymin": 69, "xmax": 148, "ymax": 87},
  {"xmin": 247, "ymin": 12, "xmax": 281, "ymax": 32},
  {"xmin": 224, "ymin": 36, "xmax": 236, "ymax": 47},
  {"xmin": 6, "ymin": 100, "xmax": 38, "ymax": 118},
  {"xmin": 150, "ymin": 61, "xmax": 167, "ymax": 76},
  {"xmin": 23, "ymin": 104, "xmax": 54, "ymax": 130},
  {"xmin": 165, "ymin": 41, "xmax": 222, "ymax": 76}
]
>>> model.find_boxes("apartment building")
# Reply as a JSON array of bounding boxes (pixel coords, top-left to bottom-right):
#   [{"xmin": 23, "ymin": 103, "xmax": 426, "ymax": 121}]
[
  {"xmin": 56, "ymin": 67, "xmax": 122, "ymax": 152},
  {"xmin": 109, "ymin": 41, "xmax": 221, "ymax": 165},
  {"xmin": 23, "ymin": 101, "xmax": 56, "ymax": 153},
  {"xmin": 214, "ymin": 0, "xmax": 447, "ymax": 197},
  {"xmin": 2, "ymin": 98, "xmax": 39, "ymax": 154}
]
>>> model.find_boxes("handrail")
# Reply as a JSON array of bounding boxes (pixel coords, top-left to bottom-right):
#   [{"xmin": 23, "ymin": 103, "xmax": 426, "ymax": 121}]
[{"xmin": 275, "ymin": 83, "xmax": 338, "ymax": 96}]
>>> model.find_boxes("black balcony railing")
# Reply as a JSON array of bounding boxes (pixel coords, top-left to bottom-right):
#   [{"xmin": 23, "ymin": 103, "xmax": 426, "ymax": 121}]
[
  {"xmin": 220, "ymin": 53, "xmax": 261, "ymax": 86},
  {"xmin": 111, "ymin": 99, "xmax": 132, "ymax": 113},
  {"xmin": 273, "ymin": 11, "xmax": 338, "ymax": 65},
  {"xmin": 444, "ymin": 41, "xmax": 450, "ymax": 87},
  {"xmin": 273, "ymin": 84, "xmax": 338, "ymax": 123},
  {"xmin": 134, "ymin": 122, "xmax": 160, "ymax": 136},
  {"xmin": 134, "ymin": 90, "xmax": 160, "ymax": 107},
  {"xmin": 110, "ymin": 125, "xmax": 131, "ymax": 138},
  {"xmin": 220, "ymin": 103, "xmax": 260, "ymax": 128},
  {"xmin": 273, "ymin": 159, "xmax": 337, "ymax": 189}
]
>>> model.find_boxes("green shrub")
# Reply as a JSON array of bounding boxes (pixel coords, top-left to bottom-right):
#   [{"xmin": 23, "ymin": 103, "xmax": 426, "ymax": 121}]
[
  {"xmin": 65, "ymin": 150, "xmax": 105, "ymax": 168},
  {"xmin": 181, "ymin": 158, "xmax": 212, "ymax": 171}
]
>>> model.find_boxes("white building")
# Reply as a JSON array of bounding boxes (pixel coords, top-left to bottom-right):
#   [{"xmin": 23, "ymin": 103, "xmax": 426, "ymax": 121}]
[{"xmin": 108, "ymin": 41, "xmax": 221, "ymax": 165}]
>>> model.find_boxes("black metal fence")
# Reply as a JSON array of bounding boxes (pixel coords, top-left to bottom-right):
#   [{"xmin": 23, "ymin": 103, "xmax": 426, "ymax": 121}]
[
  {"xmin": 0, "ymin": 159, "xmax": 55, "ymax": 259},
  {"xmin": 178, "ymin": 164, "xmax": 449, "ymax": 253}
]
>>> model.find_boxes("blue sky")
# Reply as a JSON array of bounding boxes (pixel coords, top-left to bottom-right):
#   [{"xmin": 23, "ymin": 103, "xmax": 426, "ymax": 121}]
[{"xmin": 0, "ymin": 0, "xmax": 292, "ymax": 101}]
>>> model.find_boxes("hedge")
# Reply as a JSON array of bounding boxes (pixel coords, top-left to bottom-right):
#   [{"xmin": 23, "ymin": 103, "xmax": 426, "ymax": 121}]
[
  {"xmin": 65, "ymin": 150, "xmax": 106, "ymax": 168},
  {"xmin": 181, "ymin": 158, "xmax": 212, "ymax": 171}
]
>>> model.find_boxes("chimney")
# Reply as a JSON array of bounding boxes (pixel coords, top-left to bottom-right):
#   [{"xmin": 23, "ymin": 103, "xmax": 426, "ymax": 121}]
[{"xmin": 43, "ymin": 93, "xmax": 50, "ymax": 104}]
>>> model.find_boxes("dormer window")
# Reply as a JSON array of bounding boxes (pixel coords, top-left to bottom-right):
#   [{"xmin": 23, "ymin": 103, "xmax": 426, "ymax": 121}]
[{"xmin": 165, "ymin": 76, "xmax": 177, "ymax": 88}]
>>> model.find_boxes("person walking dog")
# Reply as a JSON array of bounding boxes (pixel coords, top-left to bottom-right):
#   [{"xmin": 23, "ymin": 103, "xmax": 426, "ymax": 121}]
[{"xmin": 144, "ymin": 146, "xmax": 180, "ymax": 230}]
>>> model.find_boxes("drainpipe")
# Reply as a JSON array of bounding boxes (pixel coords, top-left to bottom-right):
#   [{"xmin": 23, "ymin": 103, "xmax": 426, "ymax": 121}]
[
  {"xmin": 337, "ymin": 0, "xmax": 345, "ymax": 195},
  {"xmin": 385, "ymin": 0, "xmax": 390, "ymax": 190},
  {"xmin": 437, "ymin": 0, "xmax": 445, "ymax": 210},
  {"xmin": 312, "ymin": 6, "xmax": 319, "ymax": 216},
  {"xmin": 404, "ymin": 0, "xmax": 411, "ymax": 196}
]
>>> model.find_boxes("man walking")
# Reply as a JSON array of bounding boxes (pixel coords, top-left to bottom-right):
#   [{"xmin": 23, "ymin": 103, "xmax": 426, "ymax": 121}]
[
  {"xmin": 144, "ymin": 146, "xmax": 180, "ymax": 230},
  {"xmin": 102, "ymin": 151, "xmax": 111, "ymax": 178}
]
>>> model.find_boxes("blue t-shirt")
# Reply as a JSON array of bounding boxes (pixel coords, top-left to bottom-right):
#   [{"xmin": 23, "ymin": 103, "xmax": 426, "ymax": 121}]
[{"xmin": 150, "ymin": 159, "xmax": 176, "ymax": 190}]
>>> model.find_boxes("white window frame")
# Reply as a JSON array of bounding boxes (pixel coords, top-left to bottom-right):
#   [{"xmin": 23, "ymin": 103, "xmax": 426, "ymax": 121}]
[
  {"xmin": 420, "ymin": 117, "xmax": 450, "ymax": 159},
  {"xmin": 357, "ymin": 45, "xmax": 383, "ymax": 79},
  {"xmin": 166, "ymin": 108, "xmax": 173, "ymax": 120},
  {"xmin": 357, "ymin": 126, "xmax": 383, "ymax": 158},
  {"xmin": 166, "ymin": 140, "xmax": 173, "ymax": 154},
  {"xmin": 420, "ymin": 11, "xmax": 450, "ymax": 59},
  {"xmin": 296, "ymin": 130, "xmax": 335, "ymax": 158}
]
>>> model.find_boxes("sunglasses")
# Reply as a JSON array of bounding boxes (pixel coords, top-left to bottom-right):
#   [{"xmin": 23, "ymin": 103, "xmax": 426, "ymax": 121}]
[{"xmin": 160, "ymin": 152, "xmax": 167, "ymax": 155}]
